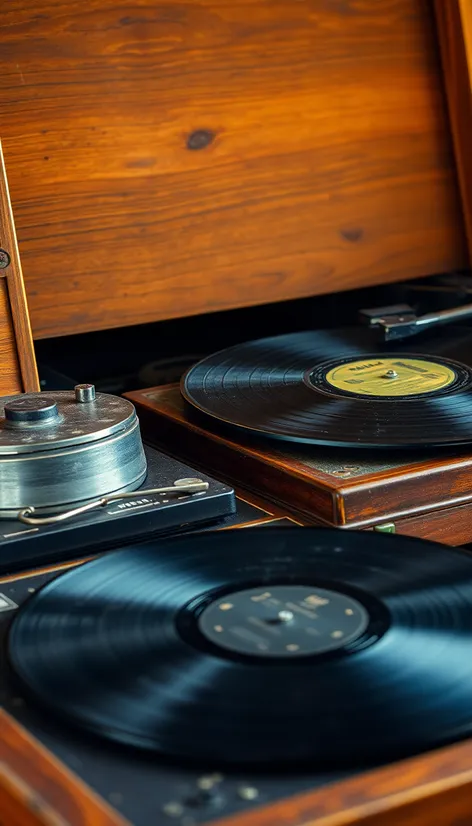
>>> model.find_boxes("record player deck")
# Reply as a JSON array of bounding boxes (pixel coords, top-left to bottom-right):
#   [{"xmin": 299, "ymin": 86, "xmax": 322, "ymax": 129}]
[
  {"xmin": 6, "ymin": 322, "xmax": 472, "ymax": 826},
  {"xmin": 180, "ymin": 326, "xmax": 472, "ymax": 449},
  {"xmin": 0, "ymin": 385, "xmax": 243, "ymax": 575},
  {"xmin": 3, "ymin": 527, "xmax": 472, "ymax": 825},
  {"xmin": 127, "ymin": 324, "xmax": 472, "ymax": 545},
  {"xmin": 0, "ymin": 445, "xmax": 238, "ymax": 575},
  {"xmin": 128, "ymin": 383, "xmax": 472, "ymax": 543}
]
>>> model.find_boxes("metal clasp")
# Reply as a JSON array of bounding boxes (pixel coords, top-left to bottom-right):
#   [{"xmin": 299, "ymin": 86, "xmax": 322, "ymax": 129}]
[{"xmin": 13, "ymin": 478, "xmax": 209, "ymax": 526}]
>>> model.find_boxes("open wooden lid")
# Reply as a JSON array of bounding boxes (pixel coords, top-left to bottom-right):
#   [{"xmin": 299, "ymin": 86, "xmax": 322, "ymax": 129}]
[
  {"xmin": 435, "ymin": 1, "xmax": 472, "ymax": 258},
  {"xmin": 0, "ymin": 141, "xmax": 39, "ymax": 396}
]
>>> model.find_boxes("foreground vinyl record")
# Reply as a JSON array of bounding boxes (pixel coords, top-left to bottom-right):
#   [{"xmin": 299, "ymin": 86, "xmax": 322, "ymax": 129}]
[
  {"xmin": 8, "ymin": 527, "xmax": 472, "ymax": 766},
  {"xmin": 181, "ymin": 327, "xmax": 472, "ymax": 447}
]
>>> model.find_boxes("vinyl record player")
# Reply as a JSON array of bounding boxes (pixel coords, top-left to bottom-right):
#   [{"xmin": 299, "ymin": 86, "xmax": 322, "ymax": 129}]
[
  {"xmin": 0, "ymin": 383, "xmax": 239, "ymax": 574},
  {"xmin": 127, "ymin": 323, "xmax": 472, "ymax": 545},
  {"xmin": 3, "ymin": 527, "xmax": 472, "ymax": 826}
]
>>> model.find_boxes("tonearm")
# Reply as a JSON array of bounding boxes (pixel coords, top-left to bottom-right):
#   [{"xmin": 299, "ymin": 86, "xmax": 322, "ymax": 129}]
[{"xmin": 360, "ymin": 302, "xmax": 472, "ymax": 342}]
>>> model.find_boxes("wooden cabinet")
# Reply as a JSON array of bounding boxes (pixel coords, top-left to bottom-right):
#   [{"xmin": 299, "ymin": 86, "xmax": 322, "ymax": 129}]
[
  {"xmin": 435, "ymin": 0, "xmax": 472, "ymax": 257},
  {"xmin": 0, "ymin": 0, "xmax": 468, "ymax": 339},
  {"xmin": 0, "ymin": 143, "xmax": 39, "ymax": 394}
]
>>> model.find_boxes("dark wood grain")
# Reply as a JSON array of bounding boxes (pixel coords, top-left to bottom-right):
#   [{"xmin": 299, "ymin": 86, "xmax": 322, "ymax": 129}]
[
  {"xmin": 0, "ymin": 711, "xmax": 129, "ymax": 826},
  {"xmin": 5, "ymin": 719, "xmax": 472, "ymax": 826},
  {"xmin": 435, "ymin": 0, "xmax": 472, "ymax": 261},
  {"xmin": 127, "ymin": 383, "xmax": 472, "ymax": 543},
  {"xmin": 0, "ymin": 279, "xmax": 22, "ymax": 396},
  {"xmin": 0, "ymin": 0, "xmax": 467, "ymax": 339},
  {"xmin": 387, "ymin": 498, "xmax": 472, "ymax": 546},
  {"xmin": 0, "ymin": 142, "xmax": 39, "ymax": 394},
  {"xmin": 211, "ymin": 738, "xmax": 472, "ymax": 826}
]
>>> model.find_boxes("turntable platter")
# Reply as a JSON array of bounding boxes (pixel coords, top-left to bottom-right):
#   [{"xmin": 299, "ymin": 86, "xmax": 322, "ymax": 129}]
[{"xmin": 8, "ymin": 527, "xmax": 472, "ymax": 766}]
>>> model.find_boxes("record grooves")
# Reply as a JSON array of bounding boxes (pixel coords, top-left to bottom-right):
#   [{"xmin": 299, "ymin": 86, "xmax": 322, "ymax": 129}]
[
  {"xmin": 181, "ymin": 327, "xmax": 472, "ymax": 447},
  {"xmin": 8, "ymin": 527, "xmax": 472, "ymax": 768}
]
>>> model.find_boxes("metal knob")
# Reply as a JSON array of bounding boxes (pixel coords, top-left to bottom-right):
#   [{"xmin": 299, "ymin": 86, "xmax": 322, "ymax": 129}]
[
  {"xmin": 4, "ymin": 396, "xmax": 59, "ymax": 425},
  {"xmin": 75, "ymin": 384, "xmax": 96, "ymax": 403}
]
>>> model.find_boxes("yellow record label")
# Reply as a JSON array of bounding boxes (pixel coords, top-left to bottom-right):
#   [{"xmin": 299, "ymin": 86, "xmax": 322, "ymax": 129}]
[{"xmin": 325, "ymin": 357, "xmax": 456, "ymax": 397}]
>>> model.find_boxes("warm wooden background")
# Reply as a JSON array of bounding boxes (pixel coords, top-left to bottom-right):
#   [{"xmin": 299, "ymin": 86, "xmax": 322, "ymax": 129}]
[
  {"xmin": 435, "ymin": 0, "xmax": 472, "ymax": 260},
  {"xmin": 0, "ymin": 0, "xmax": 468, "ymax": 340},
  {"xmin": 0, "ymin": 143, "xmax": 39, "ymax": 394},
  {"xmin": 0, "ymin": 280, "xmax": 22, "ymax": 395}
]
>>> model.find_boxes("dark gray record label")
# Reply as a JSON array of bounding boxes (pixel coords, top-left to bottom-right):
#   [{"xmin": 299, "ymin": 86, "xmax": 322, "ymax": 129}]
[{"xmin": 198, "ymin": 585, "xmax": 369, "ymax": 657}]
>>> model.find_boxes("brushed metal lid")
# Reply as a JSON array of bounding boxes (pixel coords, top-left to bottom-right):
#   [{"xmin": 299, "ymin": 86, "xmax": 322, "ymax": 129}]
[{"xmin": 0, "ymin": 390, "xmax": 137, "ymax": 455}]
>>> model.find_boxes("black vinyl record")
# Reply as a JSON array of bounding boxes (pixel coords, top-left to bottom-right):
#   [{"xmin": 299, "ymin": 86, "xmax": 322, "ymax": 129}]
[
  {"xmin": 181, "ymin": 326, "xmax": 472, "ymax": 447},
  {"xmin": 8, "ymin": 527, "xmax": 472, "ymax": 767}
]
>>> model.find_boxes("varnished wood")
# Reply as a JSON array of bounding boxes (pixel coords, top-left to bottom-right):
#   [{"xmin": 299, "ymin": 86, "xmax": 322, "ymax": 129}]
[
  {"xmin": 0, "ymin": 711, "xmax": 129, "ymax": 826},
  {"xmin": 0, "ymin": 0, "xmax": 467, "ymax": 339},
  {"xmin": 389, "ymin": 498, "xmax": 472, "ymax": 546},
  {"xmin": 211, "ymin": 738, "xmax": 472, "ymax": 826},
  {"xmin": 0, "ymin": 279, "xmax": 22, "ymax": 396},
  {"xmin": 435, "ymin": 0, "xmax": 472, "ymax": 261},
  {"xmin": 0, "ymin": 762, "xmax": 70, "ymax": 825},
  {"xmin": 4, "ymin": 717, "xmax": 472, "ymax": 826},
  {"xmin": 127, "ymin": 383, "xmax": 472, "ymax": 543},
  {"xmin": 0, "ymin": 142, "xmax": 39, "ymax": 394}
]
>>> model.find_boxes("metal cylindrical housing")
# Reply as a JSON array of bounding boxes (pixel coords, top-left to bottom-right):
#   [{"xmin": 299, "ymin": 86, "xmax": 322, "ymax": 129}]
[{"xmin": 0, "ymin": 391, "xmax": 147, "ymax": 514}]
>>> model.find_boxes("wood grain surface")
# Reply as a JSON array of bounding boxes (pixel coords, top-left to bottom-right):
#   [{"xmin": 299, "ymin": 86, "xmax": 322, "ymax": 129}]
[
  {"xmin": 127, "ymin": 383, "xmax": 472, "ymax": 543},
  {"xmin": 390, "ymin": 497, "xmax": 472, "ymax": 546},
  {"xmin": 0, "ymin": 0, "xmax": 467, "ymax": 339},
  {"xmin": 0, "ymin": 142, "xmax": 38, "ymax": 395},
  {"xmin": 211, "ymin": 738, "xmax": 472, "ymax": 826},
  {"xmin": 4, "ymin": 710, "xmax": 472, "ymax": 826},
  {"xmin": 0, "ymin": 279, "xmax": 22, "ymax": 397},
  {"xmin": 0, "ymin": 711, "xmax": 129, "ymax": 826},
  {"xmin": 435, "ymin": 0, "xmax": 472, "ymax": 261},
  {"xmin": 0, "ymin": 142, "xmax": 40, "ymax": 394}
]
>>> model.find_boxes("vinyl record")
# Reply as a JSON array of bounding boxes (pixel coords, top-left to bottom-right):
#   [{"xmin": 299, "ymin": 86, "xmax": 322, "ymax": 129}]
[
  {"xmin": 8, "ymin": 527, "xmax": 472, "ymax": 767},
  {"xmin": 181, "ymin": 326, "xmax": 472, "ymax": 447}
]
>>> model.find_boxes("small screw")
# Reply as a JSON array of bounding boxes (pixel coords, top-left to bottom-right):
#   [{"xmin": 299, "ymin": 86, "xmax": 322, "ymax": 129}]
[
  {"xmin": 197, "ymin": 776, "xmax": 221, "ymax": 790},
  {"xmin": 276, "ymin": 610, "xmax": 294, "ymax": 623},
  {"xmin": 238, "ymin": 786, "xmax": 259, "ymax": 801},
  {"xmin": 162, "ymin": 802, "xmax": 184, "ymax": 817},
  {"xmin": 0, "ymin": 250, "xmax": 11, "ymax": 269}
]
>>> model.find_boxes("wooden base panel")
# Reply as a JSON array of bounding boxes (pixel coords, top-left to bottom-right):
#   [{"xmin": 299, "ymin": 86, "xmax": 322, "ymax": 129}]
[
  {"xmin": 3, "ymin": 680, "xmax": 472, "ymax": 826},
  {"xmin": 0, "ymin": 710, "xmax": 129, "ymax": 826},
  {"xmin": 126, "ymin": 384, "xmax": 472, "ymax": 545},
  {"xmin": 212, "ymin": 740, "xmax": 472, "ymax": 826}
]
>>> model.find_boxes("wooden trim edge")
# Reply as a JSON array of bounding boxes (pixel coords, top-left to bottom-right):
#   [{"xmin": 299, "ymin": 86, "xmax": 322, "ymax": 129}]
[
  {"xmin": 0, "ymin": 140, "xmax": 40, "ymax": 392},
  {"xmin": 212, "ymin": 739, "xmax": 472, "ymax": 826},
  {"xmin": 435, "ymin": 0, "xmax": 472, "ymax": 262},
  {"xmin": 0, "ymin": 710, "xmax": 129, "ymax": 826}
]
